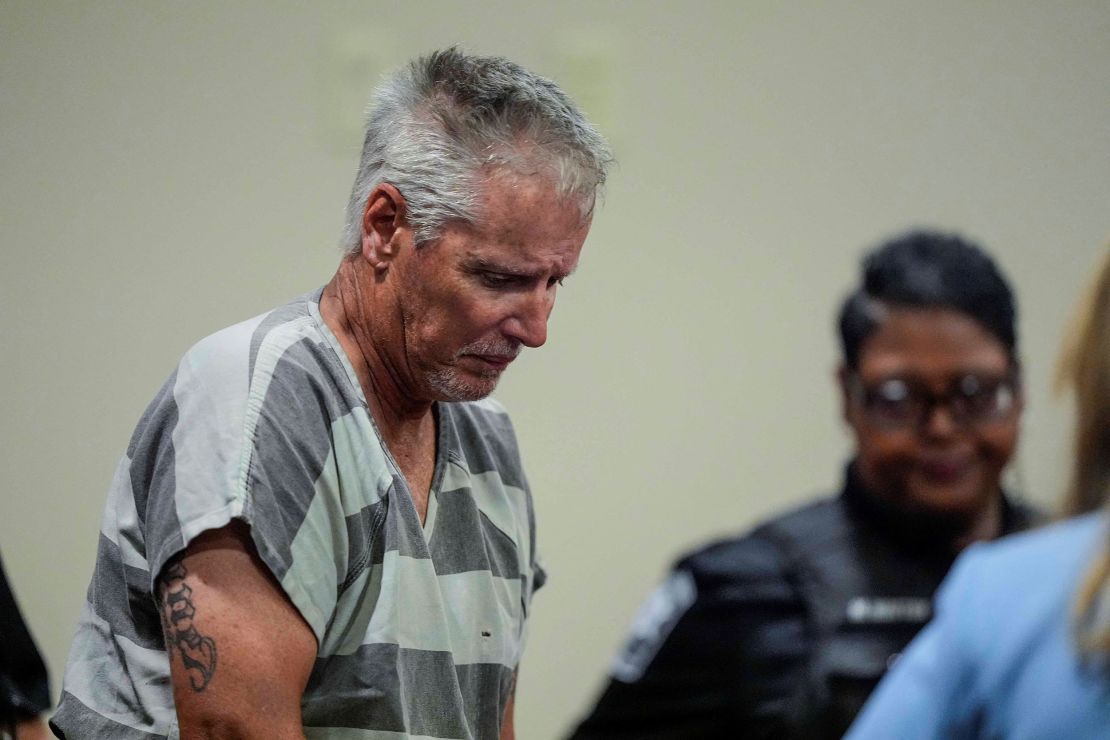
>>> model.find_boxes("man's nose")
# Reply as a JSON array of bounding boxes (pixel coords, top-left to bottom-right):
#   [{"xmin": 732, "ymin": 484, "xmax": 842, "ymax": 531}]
[{"xmin": 502, "ymin": 288, "xmax": 553, "ymax": 348}]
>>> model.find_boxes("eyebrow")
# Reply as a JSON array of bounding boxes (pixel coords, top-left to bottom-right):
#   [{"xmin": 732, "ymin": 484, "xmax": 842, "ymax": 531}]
[{"xmin": 462, "ymin": 254, "xmax": 578, "ymax": 280}]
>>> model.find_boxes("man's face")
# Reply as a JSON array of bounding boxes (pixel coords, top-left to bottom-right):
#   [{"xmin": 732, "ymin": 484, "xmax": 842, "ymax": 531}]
[
  {"xmin": 391, "ymin": 172, "xmax": 591, "ymax": 402},
  {"xmin": 842, "ymin": 307, "xmax": 1021, "ymax": 523}
]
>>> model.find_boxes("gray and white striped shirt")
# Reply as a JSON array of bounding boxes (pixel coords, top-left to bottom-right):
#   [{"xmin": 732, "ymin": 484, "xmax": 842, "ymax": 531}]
[{"xmin": 53, "ymin": 290, "xmax": 545, "ymax": 739}]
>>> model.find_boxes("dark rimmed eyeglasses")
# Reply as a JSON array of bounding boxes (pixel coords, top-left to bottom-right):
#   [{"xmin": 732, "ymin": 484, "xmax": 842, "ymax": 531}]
[{"xmin": 848, "ymin": 372, "xmax": 1019, "ymax": 430}]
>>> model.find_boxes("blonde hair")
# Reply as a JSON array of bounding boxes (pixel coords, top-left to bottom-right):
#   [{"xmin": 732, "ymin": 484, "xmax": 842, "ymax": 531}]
[
  {"xmin": 1057, "ymin": 246, "xmax": 1110, "ymax": 516},
  {"xmin": 1059, "ymin": 246, "xmax": 1110, "ymax": 653}
]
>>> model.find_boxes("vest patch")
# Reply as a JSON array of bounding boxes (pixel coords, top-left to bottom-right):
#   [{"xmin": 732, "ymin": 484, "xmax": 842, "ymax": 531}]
[
  {"xmin": 845, "ymin": 596, "xmax": 931, "ymax": 624},
  {"xmin": 610, "ymin": 570, "xmax": 697, "ymax": 683}
]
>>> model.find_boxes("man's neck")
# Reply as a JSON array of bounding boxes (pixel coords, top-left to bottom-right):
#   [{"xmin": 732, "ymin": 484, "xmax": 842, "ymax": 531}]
[
  {"xmin": 319, "ymin": 261, "xmax": 438, "ymax": 519},
  {"xmin": 320, "ymin": 260, "xmax": 430, "ymax": 424}
]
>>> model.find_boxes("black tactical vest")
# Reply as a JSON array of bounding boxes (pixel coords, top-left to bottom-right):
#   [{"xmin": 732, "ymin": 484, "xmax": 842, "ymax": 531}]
[{"xmin": 755, "ymin": 474, "xmax": 1041, "ymax": 739}]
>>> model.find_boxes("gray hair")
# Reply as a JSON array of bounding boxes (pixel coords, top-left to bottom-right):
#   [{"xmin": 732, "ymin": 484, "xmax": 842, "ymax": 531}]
[{"xmin": 340, "ymin": 47, "xmax": 614, "ymax": 252}]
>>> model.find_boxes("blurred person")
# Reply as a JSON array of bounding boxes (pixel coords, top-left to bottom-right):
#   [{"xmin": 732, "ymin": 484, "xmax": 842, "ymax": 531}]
[
  {"xmin": 51, "ymin": 48, "xmax": 612, "ymax": 740},
  {"xmin": 1057, "ymin": 249, "xmax": 1110, "ymax": 521},
  {"xmin": 846, "ymin": 247, "xmax": 1110, "ymax": 739},
  {"xmin": 1, "ymin": 554, "xmax": 51, "ymax": 740},
  {"xmin": 570, "ymin": 230, "xmax": 1043, "ymax": 739}
]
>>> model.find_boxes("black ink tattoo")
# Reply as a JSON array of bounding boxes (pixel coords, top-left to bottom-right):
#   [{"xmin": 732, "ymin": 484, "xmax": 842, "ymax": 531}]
[{"xmin": 159, "ymin": 561, "xmax": 218, "ymax": 691}]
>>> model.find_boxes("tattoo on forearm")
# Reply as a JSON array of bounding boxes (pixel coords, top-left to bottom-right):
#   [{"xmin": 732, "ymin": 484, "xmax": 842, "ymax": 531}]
[{"xmin": 159, "ymin": 562, "xmax": 218, "ymax": 691}]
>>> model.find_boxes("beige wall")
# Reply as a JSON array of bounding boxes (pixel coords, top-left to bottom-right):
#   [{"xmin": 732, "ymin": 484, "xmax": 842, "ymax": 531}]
[{"xmin": 2, "ymin": 2, "xmax": 1107, "ymax": 737}]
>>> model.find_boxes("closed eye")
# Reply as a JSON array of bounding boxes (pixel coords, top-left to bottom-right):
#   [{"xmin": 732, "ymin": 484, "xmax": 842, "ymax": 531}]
[
  {"xmin": 465, "ymin": 258, "xmax": 571, "ymax": 292},
  {"xmin": 479, "ymin": 271, "xmax": 529, "ymax": 290}
]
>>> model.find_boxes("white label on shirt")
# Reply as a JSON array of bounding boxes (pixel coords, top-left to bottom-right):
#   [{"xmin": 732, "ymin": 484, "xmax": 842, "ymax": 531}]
[{"xmin": 845, "ymin": 596, "xmax": 931, "ymax": 624}]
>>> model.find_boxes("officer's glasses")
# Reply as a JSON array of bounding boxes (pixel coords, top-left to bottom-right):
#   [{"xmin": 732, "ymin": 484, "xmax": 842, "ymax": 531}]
[{"xmin": 849, "ymin": 372, "xmax": 1019, "ymax": 430}]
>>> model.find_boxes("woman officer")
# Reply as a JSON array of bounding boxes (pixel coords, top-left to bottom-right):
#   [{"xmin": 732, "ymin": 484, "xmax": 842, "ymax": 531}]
[
  {"xmin": 846, "ymin": 247, "xmax": 1110, "ymax": 739},
  {"xmin": 570, "ymin": 230, "xmax": 1043, "ymax": 740}
]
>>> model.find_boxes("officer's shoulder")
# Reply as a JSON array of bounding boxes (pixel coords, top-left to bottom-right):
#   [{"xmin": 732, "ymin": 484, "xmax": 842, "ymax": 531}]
[{"xmin": 676, "ymin": 496, "xmax": 844, "ymax": 585}]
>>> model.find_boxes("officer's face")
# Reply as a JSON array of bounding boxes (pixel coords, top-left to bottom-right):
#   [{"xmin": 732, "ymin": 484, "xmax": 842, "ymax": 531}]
[{"xmin": 841, "ymin": 307, "xmax": 1021, "ymax": 524}]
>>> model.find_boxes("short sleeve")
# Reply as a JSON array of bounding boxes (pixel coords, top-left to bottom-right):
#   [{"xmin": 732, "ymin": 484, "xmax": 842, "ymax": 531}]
[
  {"xmin": 137, "ymin": 320, "xmax": 261, "ymax": 593},
  {"xmin": 137, "ymin": 313, "xmax": 366, "ymax": 645}
]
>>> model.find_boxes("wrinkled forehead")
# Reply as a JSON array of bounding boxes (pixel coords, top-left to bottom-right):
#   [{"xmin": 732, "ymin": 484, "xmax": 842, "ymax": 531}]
[
  {"xmin": 477, "ymin": 150, "xmax": 596, "ymax": 220},
  {"xmin": 472, "ymin": 167, "xmax": 594, "ymax": 232}
]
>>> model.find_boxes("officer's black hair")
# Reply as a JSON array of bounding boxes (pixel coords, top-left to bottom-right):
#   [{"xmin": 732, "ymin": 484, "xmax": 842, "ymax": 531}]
[{"xmin": 838, "ymin": 229, "xmax": 1017, "ymax": 370}]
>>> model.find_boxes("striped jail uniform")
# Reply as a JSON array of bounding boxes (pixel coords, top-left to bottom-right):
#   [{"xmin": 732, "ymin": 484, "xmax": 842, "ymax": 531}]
[{"xmin": 53, "ymin": 289, "xmax": 545, "ymax": 739}]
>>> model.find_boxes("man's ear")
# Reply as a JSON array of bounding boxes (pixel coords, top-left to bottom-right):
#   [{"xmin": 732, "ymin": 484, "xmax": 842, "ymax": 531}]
[{"xmin": 359, "ymin": 184, "xmax": 410, "ymax": 270}]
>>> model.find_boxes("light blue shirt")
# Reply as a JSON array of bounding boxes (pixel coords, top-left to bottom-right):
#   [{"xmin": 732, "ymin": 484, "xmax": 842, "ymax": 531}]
[{"xmin": 846, "ymin": 512, "xmax": 1110, "ymax": 740}]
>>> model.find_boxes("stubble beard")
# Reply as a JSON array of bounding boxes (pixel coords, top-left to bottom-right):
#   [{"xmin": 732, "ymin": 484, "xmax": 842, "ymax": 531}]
[{"xmin": 426, "ymin": 336, "xmax": 521, "ymax": 402}]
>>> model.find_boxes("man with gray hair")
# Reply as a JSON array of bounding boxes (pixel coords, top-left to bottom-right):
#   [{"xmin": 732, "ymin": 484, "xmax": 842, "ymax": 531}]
[{"xmin": 53, "ymin": 47, "xmax": 611, "ymax": 739}]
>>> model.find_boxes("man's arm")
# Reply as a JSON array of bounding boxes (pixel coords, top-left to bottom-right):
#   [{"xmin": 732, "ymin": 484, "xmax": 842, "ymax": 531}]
[
  {"xmin": 499, "ymin": 671, "xmax": 516, "ymax": 740},
  {"xmin": 14, "ymin": 717, "xmax": 50, "ymax": 739},
  {"xmin": 156, "ymin": 520, "xmax": 317, "ymax": 739}
]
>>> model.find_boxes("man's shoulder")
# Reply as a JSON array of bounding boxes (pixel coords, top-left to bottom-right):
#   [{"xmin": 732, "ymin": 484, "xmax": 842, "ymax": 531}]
[
  {"xmin": 180, "ymin": 292, "xmax": 320, "ymax": 379},
  {"xmin": 131, "ymin": 291, "xmax": 352, "ymax": 465},
  {"xmin": 172, "ymin": 291, "xmax": 362, "ymax": 417}
]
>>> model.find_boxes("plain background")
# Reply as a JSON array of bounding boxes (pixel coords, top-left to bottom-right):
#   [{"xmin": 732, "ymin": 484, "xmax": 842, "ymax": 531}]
[{"xmin": 2, "ymin": 2, "xmax": 1108, "ymax": 738}]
